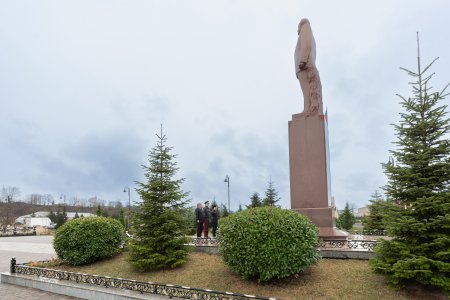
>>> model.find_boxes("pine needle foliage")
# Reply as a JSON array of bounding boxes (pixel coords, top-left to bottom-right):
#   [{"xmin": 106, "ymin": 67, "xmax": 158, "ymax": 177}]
[
  {"xmin": 336, "ymin": 202, "xmax": 356, "ymax": 231},
  {"xmin": 246, "ymin": 192, "xmax": 263, "ymax": 209},
  {"xmin": 370, "ymin": 35, "xmax": 450, "ymax": 293},
  {"xmin": 262, "ymin": 178, "xmax": 281, "ymax": 207},
  {"xmin": 127, "ymin": 127, "xmax": 189, "ymax": 271},
  {"xmin": 362, "ymin": 191, "xmax": 392, "ymax": 231}
]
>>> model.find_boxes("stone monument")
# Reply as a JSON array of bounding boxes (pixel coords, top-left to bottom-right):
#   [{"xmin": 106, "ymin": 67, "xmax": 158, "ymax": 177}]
[{"xmin": 289, "ymin": 19, "xmax": 347, "ymax": 239}]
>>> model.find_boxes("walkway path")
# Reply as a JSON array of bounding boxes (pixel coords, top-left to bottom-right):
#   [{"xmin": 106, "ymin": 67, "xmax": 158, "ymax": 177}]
[{"xmin": 0, "ymin": 235, "xmax": 78, "ymax": 299}]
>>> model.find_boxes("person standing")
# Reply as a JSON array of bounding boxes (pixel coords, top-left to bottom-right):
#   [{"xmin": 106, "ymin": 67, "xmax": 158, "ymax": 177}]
[
  {"xmin": 203, "ymin": 201, "xmax": 211, "ymax": 237},
  {"xmin": 210, "ymin": 204, "xmax": 219, "ymax": 238},
  {"xmin": 195, "ymin": 202, "xmax": 204, "ymax": 238}
]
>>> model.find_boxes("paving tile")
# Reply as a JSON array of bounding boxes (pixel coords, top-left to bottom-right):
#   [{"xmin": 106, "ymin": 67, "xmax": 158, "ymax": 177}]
[{"xmin": 0, "ymin": 236, "xmax": 80, "ymax": 299}]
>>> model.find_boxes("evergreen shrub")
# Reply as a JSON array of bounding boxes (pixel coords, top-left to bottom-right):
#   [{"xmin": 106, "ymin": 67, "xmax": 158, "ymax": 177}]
[
  {"xmin": 217, "ymin": 206, "xmax": 320, "ymax": 282},
  {"xmin": 54, "ymin": 216, "xmax": 124, "ymax": 265}
]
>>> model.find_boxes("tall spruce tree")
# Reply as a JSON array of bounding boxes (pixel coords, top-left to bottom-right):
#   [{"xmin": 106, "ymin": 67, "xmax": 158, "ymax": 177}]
[
  {"xmin": 246, "ymin": 192, "xmax": 262, "ymax": 209},
  {"xmin": 262, "ymin": 178, "xmax": 281, "ymax": 206},
  {"xmin": 370, "ymin": 35, "xmax": 450, "ymax": 293},
  {"xmin": 128, "ymin": 127, "xmax": 189, "ymax": 270}
]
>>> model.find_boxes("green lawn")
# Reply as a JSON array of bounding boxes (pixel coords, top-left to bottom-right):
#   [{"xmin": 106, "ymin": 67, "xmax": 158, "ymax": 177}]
[{"xmin": 47, "ymin": 252, "xmax": 446, "ymax": 300}]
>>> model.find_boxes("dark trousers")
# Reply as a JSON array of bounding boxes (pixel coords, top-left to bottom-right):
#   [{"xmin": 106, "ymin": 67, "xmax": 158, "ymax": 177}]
[
  {"xmin": 203, "ymin": 219, "xmax": 209, "ymax": 237},
  {"xmin": 196, "ymin": 221, "xmax": 203, "ymax": 238},
  {"xmin": 211, "ymin": 221, "xmax": 217, "ymax": 237}
]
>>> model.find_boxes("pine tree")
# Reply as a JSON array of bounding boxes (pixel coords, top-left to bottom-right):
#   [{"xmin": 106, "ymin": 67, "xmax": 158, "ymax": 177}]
[
  {"xmin": 336, "ymin": 202, "xmax": 356, "ymax": 231},
  {"xmin": 362, "ymin": 191, "xmax": 392, "ymax": 231},
  {"xmin": 246, "ymin": 192, "xmax": 263, "ymax": 209},
  {"xmin": 370, "ymin": 35, "xmax": 450, "ymax": 293},
  {"xmin": 74, "ymin": 212, "xmax": 79, "ymax": 219},
  {"xmin": 211, "ymin": 199, "xmax": 218, "ymax": 209},
  {"xmin": 128, "ymin": 127, "xmax": 189, "ymax": 270},
  {"xmin": 55, "ymin": 207, "xmax": 67, "ymax": 229},
  {"xmin": 118, "ymin": 209, "xmax": 126, "ymax": 227},
  {"xmin": 96, "ymin": 205, "xmax": 103, "ymax": 216},
  {"xmin": 220, "ymin": 203, "xmax": 230, "ymax": 217},
  {"xmin": 262, "ymin": 178, "xmax": 280, "ymax": 207},
  {"xmin": 48, "ymin": 210, "xmax": 56, "ymax": 223},
  {"xmin": 238, "ymin": 204, "xmax": 243, "ymax": 212}
]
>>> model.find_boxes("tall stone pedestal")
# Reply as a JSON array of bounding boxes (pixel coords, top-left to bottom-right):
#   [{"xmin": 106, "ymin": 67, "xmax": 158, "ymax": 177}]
[{"xmin": 288, "ymin": 113, "xmax": 347, "ymax": 240}]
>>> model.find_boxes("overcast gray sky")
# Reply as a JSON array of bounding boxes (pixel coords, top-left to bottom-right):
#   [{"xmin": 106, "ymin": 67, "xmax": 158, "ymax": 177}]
[{"xmin": 1, "ymin": 0, "xmax": 449, "ymax": 210}]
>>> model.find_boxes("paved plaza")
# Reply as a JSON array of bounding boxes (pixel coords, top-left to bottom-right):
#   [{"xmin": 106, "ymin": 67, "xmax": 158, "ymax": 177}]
[{"xmin": 0, "ymin": 235, "xmax": 78, "ymax": 299}]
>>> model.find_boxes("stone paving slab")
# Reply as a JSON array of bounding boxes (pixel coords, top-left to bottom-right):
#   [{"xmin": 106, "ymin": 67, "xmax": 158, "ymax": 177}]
[
  {"xmin": 0, "ymin": 281, "xmax": 78, "ymax": 299},
  {"xmin": 0, "ymin": 235, "xmax": 81, "ymax": 299}
]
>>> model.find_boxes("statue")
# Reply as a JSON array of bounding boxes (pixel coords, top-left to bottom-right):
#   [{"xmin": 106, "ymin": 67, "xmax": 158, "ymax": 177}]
[{"xmin": 294, "ymin": 19, "xmax": 323, "ymax": 117}]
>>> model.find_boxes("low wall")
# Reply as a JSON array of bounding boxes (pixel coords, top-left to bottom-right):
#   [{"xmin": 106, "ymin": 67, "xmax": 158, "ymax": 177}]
[
  {"xmin": 3, "ymin": 259, "xmax": 275, "ymax": 300},
  {"xmin": 1, "ymin": 272, "xmax": 175, "ymax": 300}
]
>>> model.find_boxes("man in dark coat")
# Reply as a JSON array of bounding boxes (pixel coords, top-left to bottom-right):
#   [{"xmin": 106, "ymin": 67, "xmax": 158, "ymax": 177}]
[
  {"xmin": 203, "ymin": 201, "xmax": 211, "ymax": 237},
  {"xmin": 195, "ymin": 202, "xmax": 204, "ymax": 238},
  {"xmin": 210, "ymin": 204, "xmax": 219, "ymax": 238}
]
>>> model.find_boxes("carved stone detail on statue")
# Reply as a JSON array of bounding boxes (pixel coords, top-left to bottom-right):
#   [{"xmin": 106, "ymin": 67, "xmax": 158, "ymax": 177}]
[{"xmin": 294, "ymin": 18, "xmax": 323, "ymax": 117}]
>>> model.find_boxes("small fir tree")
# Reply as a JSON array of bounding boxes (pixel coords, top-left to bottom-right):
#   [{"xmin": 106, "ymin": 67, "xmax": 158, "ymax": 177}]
[
  {"xmin": 48, "ymin": 210, "xmax": 57, "ymax": 223},
  {"xmin": 220, "ymin": 203, "xmax": 230, "ymax": 217},
  {"xmin": 96, "ymin": 205, "xmax": 103, "ymax": 217},
  {"xmin": 336, "ymin": 202, "xmax": 356, "ymax": 231},
  {"xmin": 118, "ymin": 209, "xmax": 126, "ymax": 227},
  {"xmin": 362, "ymin": 191, "xmax": 391, "ymax": 231},
  {"xmin": 211, "ymin": 199, "xmax": 218, "ymax": 209},
  {"xmin": 55, "ymin": 207, "xmax": 68, "ymax": 229},
  {"xmin": 74, "ymin": 212, "xmax": 79, "ymax": 219},
  {"xmin": 262, "ymin": 178, "xmax": 280, "ymax": 207},
  {"xmin": 238, "ymin": 204, "xmax": 243, "ymax": 212},
  {"xmin": 246, "ymin": 192, "xmax": 262, "ymax": 209},
  {"xmin": 127, "ymin": 127, "xmax": 189, "ymax": 270},
  {"xmin": 370, "ymin": 35, "xmax": 450, "ymax": 293}
]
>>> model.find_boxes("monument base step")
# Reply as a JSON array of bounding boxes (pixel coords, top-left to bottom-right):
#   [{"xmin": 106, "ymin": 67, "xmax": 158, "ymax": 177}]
[{"xmin": 318, "ymin": 227, "xmax": 348, "ymax": 240}]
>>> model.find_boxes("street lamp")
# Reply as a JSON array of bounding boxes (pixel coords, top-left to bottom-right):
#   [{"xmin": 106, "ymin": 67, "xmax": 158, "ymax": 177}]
[
  {"xmin": 224, "ymin": 175, "xmax": 230, "ymax": 212},
  {"xmin": 123, "ymin": 187, "xmax": 131, "ymax": 211},
  {"xmin": 60, "ymin": 194, "xmax": 66, "ymax": 206}
]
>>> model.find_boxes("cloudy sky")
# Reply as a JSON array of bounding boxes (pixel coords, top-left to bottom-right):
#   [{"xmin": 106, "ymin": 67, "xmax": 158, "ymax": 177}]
[{"xmin": 1, "ymin": 1, "xmax": 449, "ymax": 210}]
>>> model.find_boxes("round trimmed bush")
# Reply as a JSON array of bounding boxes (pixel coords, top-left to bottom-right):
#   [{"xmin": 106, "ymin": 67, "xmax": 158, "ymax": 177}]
[
  {"xmin": 217, "ymin": 206, "xmax": 320, "ymax": 282},
  {"xmin": 54, "ymin": 216, "xmax": 124, "ymax": 265}
]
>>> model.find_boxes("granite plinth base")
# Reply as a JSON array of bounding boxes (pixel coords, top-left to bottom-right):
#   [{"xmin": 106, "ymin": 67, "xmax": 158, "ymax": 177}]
[
  {"xmin": 292, "ymin": 208, "xmax": 348, "ymax": 240},
  {"xmin": 318, "ymin": 227, "xmax": 348, "ymax": 240},
  {"xmin": 288, "ymin": 114, "xmax": 329, "ymax": 208}
]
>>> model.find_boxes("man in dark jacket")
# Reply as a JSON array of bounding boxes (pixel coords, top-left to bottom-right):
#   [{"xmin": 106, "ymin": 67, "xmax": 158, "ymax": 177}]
[
  {"xmin": 195, "ymin": 202, "xmax": 204, "ymax": 238},
  {"xmin": 203, "ymin": 201, "xmax": 211, "ymax": 237},
  {"xmin": 210, "ymin": 204, "xmax": 219, "ymax": 238}
]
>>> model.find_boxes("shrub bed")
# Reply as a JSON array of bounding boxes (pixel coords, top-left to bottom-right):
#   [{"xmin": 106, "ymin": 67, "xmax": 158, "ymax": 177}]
[
  {"xmin": 54, "ymin": 216, "xmax": 124, "ymax": 265},
  {"xmin": 217, "ymin": 206, "xmax": 320, "ymax": 282}
]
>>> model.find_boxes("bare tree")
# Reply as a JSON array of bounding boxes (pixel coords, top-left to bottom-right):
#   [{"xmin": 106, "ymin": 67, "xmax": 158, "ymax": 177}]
[
  {"xmin": 78, "ymin": 197, "xmax": 87, "ymax": 207},
  {"xmin": 69, "ymin": 196, "xmax": 79, "ymax": 206},
  {"xmin": 1, "ymin": 186, "xmax": 21, "ymax": 203},
  {"xmin": 29, "ymin": 194, "xmax": 42, "ymax": 205},
  {"xmin": 88, "ymin": 197, "xmax": 98, "ymax": 207},
  {"xmin": 42, "ymin": 194, "xmax": 54, "ymax": 206}
]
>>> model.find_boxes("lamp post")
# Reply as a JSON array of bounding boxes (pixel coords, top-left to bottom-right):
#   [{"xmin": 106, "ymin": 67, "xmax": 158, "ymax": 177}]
[
  {"xmin": 60, "ymin": 194, "xmax": 66, "ymax": 206},
  {"xmin": 224, "ymin": 175, "xmax": 230, "ymax": 212},
  {"xmin": 123, "ymin": 187, "xmax": 131, "ymax": 211}
]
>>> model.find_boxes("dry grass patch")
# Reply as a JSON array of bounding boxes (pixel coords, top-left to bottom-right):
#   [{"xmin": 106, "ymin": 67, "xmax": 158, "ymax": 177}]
[{"xmin": 50, "ymin": 252, "xmax": 447, "ymax": 300}]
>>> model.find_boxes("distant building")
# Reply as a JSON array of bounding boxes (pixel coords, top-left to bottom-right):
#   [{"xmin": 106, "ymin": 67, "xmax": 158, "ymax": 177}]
[
  {"xmin": 331, "ymin": 196, "xmax": 339, "ymax": 219},
  {"xmin": 355, "ymin": 206, "xmax": 370, "ymax": 218},
  {"xmin": 25, "ymin": 217, "xmax": 52, "ymax": 227},
  {"xmin": 66, "ymin": 212, "xmax": 95, "ymax": 219},
  {"xmin": 15, "ymin": 211, "xmax": 95, "ymax": 225}
]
